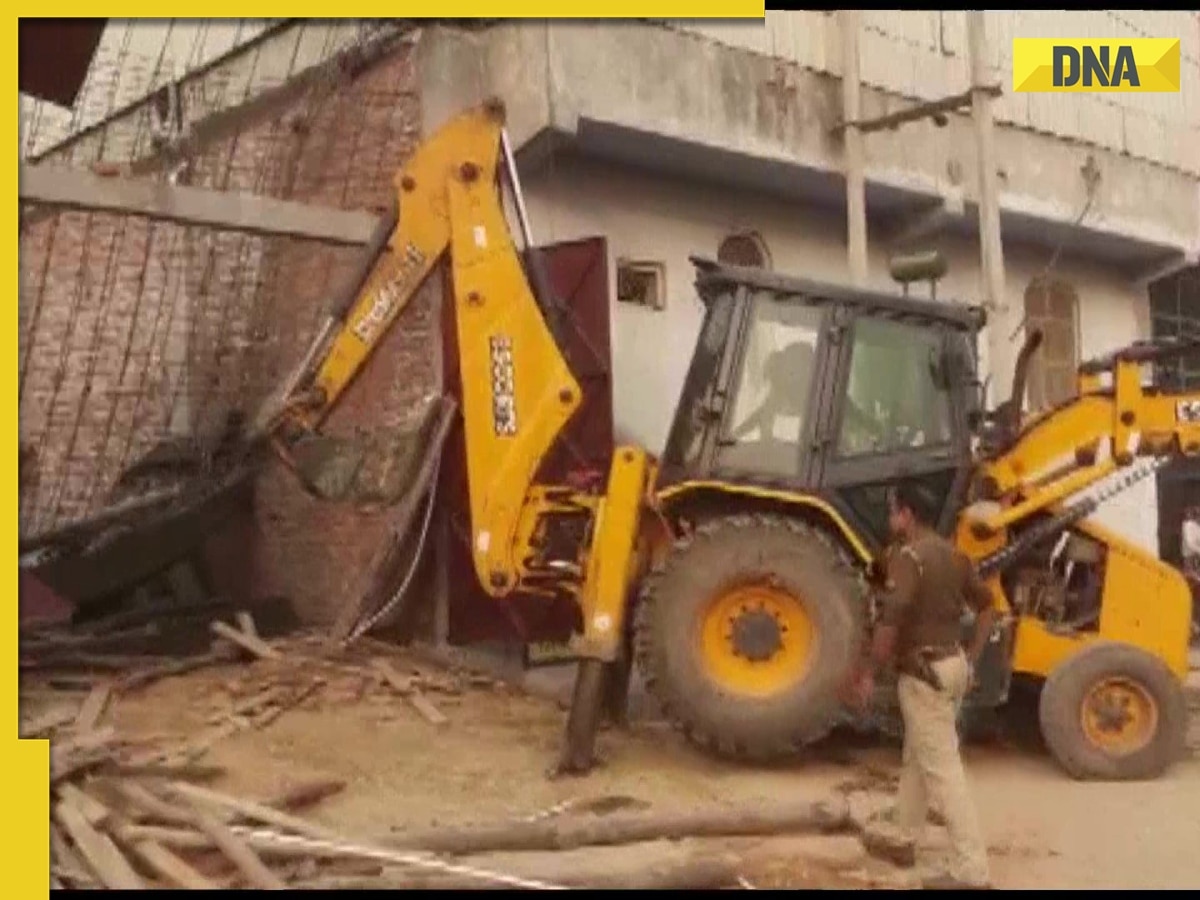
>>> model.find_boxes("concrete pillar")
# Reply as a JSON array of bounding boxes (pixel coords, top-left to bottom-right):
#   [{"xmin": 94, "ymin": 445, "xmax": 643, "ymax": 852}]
[
  {"xmin": 966, "ymin": 11, "xmax": 1010, "ymax": 403},
  {"xmin": 839, "ymin": 10, "xmax": 868, "ymax": 288}
]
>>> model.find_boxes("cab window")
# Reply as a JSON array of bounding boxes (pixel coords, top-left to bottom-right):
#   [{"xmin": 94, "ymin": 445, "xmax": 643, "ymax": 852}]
[
  {"xmin": 837, "ymin": 317, "xmax": 953, "ymax": 457},
  {"xmin": 718, "ymin": 294, "xmax": 823, "ymax": 478}
]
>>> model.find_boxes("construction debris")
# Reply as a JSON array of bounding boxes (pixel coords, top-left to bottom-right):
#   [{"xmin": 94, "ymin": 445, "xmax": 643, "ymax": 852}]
[
  {"xmin": 27, "ymin": 608, "xmax": 920, "ymax": 891},
  {"xmin": 31, "ymin": 613, "xmax": 567, "ymax": 889}
]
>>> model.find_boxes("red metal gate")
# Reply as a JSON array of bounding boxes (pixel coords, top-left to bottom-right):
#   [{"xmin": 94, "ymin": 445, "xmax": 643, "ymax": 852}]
[{"xmin": 438, "ymin": 236, "xmax": 614, "ymax": 645}]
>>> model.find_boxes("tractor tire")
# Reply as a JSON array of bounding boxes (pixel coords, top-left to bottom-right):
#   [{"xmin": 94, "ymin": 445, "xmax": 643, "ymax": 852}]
[
  {"xmin": 1038, "ymin": 640, "xmax": 1188, "ymax": 782},
  {"xmin": 634, "ymin": 513, "xmax": 868, "ymax": 762}
]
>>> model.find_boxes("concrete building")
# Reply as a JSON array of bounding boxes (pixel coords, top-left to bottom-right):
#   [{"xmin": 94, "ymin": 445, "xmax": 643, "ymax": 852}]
[{"xmin": 19, "ymin": 14, "xmax": 1200, "ymax": 626}]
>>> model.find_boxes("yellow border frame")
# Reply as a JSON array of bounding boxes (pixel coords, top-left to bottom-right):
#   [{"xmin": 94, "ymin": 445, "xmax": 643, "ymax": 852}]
[{"xmin": 13, "ymin": 16, "xmax": 49, "ymax": 897}]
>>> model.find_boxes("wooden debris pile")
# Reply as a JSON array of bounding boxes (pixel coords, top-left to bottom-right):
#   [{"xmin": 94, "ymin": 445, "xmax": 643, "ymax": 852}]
[
  {"xmin": 19, "ymin": 589, "xmax": 268, "ymax": 673},
  {"xmin": 48, "ymin": 735, "xmax": 879, "ymax": 891},
  {"xmin": 52, "ymin": 764, "xmax": 751, "ymax": 891},
  {"xmin": 50, "ymin": 768, "xmax": 379, "ymax": 889},
  {"xmin": 29, "ymin": 611, "xmax": 897, "ymax": 891},
  {"xmin": 35, "ymin": 619, "xmax": 517, "ymax": 889},
  {"xmin": 23, "ymin": 616, "xmax": 472, "ymax": 754}
]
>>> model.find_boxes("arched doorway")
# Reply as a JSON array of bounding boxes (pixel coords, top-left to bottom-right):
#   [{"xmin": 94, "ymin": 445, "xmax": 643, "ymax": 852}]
[{"xmin": 1022, "ymin": 277, "xmax": 1080, "ymax": 412}]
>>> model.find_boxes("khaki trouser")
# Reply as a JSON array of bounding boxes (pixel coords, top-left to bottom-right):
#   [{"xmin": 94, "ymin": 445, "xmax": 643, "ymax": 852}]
[{"xmin": 896, "ymin": 650, "xmax": 990, "ymax": 885}]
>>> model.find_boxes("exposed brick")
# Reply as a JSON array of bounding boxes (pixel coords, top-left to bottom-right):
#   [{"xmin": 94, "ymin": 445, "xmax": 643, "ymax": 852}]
[{"xmin": 20, "ymin": 30, "xmax": 434, "ymax": 626}]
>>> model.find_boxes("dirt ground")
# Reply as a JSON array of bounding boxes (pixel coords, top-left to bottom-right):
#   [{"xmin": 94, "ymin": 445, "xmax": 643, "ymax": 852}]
[{"xmin": 71, "ymin": 637, "xmax": 1200, "ymax": 891}]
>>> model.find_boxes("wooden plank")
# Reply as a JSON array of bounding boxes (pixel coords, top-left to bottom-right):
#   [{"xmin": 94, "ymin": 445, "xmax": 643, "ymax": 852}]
[
  {"xmin": 236, "ymin": 611, "xmax": 260, "ymax": 639},
  {"xmin": 21, "ymin": 164, "xmax": 379, "ymax": 244},
  {"xmin": 117, "ymin": 823, "xmax": 320, "ymax": 858},
  {"xmin": 74, "ymin": 682, "xmax": 113, "ymax": 732},
  {"xmin": 128, "ymin": 838, "xmax": 220, "ymax": 890},
  {"xmin": 182, "ymin": 803, "xmax": 288, "ymax": 889},
  {"xmin": 113, "ymin": 781, "xmax": 196, "ymax": 827},
  {"xmin": 210, "ymin": 620, "xmax": 282, "ymax": 660},
  {"xmin": 56, "ymin": 783, "xmax": 110, "ymax": 828},
  {"xmin": 53, "ymin": 799, "xmax": 146, "ymax": 889},
  {"xmin": 372, "ymin": 659, "xmax": 449, "ymax": 726},
  {"xmin": 166, "ymin": 780, "xmax": 347, "ymax": 846},
  {"xmin": 50, "ymin": 822, "xmax": 98, "ymax": 888},
  {"xmin": 50, "ymin": 726, "xmax": 119, "ymax": 784}
]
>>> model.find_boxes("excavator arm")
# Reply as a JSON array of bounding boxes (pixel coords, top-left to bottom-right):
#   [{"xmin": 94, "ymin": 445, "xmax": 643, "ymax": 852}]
[
  {"xmin": 250, "ymin": 100, "xmax": 550, "ymax": 434},
  {"xmin": 961, "ymin": 333, "xmax": 1200, "ymax": 581},
  {"xmin": 247, "ymin": 101, "xmax": 650, "ymax": 743},
  {"xmin": 954, "ymin": 333, "xmax": 1200, "ymax": 693}
]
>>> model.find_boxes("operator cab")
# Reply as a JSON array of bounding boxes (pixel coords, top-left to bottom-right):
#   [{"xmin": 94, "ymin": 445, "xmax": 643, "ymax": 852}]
[{"xmin": 658, "ymin": 255, "xmax": 987, "ymax": 553}]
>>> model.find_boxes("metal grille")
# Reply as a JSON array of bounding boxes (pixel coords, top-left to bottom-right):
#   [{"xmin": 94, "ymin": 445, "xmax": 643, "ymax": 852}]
[{"xmin": 18, "ymin": 20, "xmax": 423, "ymax": 537}]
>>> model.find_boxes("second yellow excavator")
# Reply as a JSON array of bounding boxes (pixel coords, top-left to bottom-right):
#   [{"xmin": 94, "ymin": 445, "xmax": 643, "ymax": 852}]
[{"xmin": 246, "ymin": 98, "xmax": 1200, "ymax": 782}]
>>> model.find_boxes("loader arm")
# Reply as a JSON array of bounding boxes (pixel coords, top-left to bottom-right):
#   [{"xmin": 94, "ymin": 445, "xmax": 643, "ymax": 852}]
[
  {"xmin": 252, "ymin": 98, "xmax": 550, "ymax": 436},
  {"xmin": 968, "ymin": 337, "xmax": 1200, "ymax": 543},
  {"xmin": 249, "ymin": 99, "xmax": 649, "ymax": 665}
]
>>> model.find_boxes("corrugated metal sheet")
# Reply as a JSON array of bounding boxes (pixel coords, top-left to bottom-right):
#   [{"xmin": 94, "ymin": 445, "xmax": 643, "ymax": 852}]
[{"xmin": 672, "ymin": 10, "xmax": 1200, "ymax": 176}]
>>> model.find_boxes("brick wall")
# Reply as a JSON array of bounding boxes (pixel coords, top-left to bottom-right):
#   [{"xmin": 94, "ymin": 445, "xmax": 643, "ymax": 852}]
[
  {"xmin": 226, "ymin": 46, "xmax": 439, "ymax": 625},
  {"xmin": 20, "ymin": 34, "xmax": 439, "ymax": 626}
]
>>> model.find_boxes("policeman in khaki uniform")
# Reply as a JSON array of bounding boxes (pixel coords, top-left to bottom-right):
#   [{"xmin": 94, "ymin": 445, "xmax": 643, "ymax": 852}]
[{"xmin": 846, "ymin": 483, "xmax": 997, "ymax": 890}]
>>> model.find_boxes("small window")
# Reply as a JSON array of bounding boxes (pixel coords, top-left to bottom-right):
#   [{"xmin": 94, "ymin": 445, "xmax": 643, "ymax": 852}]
[
  {"xmin": 837, "ymin": 317, "xmax": 953, "ymax": 457},
  {"xmin": 616, "ymin": 259, "xmax": 666, "ymax": 310},
  {"xmin": 718, "ymin": 293, "xmax": 823, "ymax": 478}
]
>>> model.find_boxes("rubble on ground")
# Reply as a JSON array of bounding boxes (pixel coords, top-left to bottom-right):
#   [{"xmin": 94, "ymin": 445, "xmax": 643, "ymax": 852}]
[{"xmin": 30, "ymin": 612, "xmax": 911, "ymax": 890}]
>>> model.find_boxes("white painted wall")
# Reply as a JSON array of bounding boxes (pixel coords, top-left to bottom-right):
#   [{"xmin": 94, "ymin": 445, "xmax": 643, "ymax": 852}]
[
  {"xmin": 519, "ymin": 155, "xmax": 1159, "ymax": 552},
  {"xmin": 671, "ymin": 10, "xmax": 1200, "ymax": 176}
]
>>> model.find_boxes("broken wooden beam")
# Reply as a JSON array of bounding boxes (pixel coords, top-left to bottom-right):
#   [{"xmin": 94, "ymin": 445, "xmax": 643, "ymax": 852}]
[{"xmin": 390, "ymin": 796, "xmax": 852, "ymax": 856}]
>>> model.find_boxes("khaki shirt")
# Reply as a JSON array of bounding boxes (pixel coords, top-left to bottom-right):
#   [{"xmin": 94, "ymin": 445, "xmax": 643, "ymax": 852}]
[{"xmin": 879, "ymin": 527, "xmax": 992, "ymax": 664}]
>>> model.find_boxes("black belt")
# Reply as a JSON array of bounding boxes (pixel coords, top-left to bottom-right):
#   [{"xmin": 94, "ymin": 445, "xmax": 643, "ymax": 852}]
[{"xmin": 901, "ymin": 645, "xmax": 961, "ymax": 691}]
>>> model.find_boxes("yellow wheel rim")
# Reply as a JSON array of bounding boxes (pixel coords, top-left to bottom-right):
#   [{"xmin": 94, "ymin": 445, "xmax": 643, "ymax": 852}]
[
  {"xmin": 698, "ymin": 582, "xmax": 815, "ymax": 699},
  {"xmin": 1080, "ymin": 676, "xmax": 1158, "ymax": 756}
]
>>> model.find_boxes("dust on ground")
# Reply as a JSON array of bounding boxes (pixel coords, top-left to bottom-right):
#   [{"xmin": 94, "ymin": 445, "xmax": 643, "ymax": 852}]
[{"xmin": 38, "ymin": 634, "xmax": 1200, "ymax": 890}]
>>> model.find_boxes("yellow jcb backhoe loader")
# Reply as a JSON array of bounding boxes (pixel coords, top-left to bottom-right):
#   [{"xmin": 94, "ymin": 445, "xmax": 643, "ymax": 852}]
[{"xmin": 245, "ymin": 98, "xmax": 1200, "ymax": 782}]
